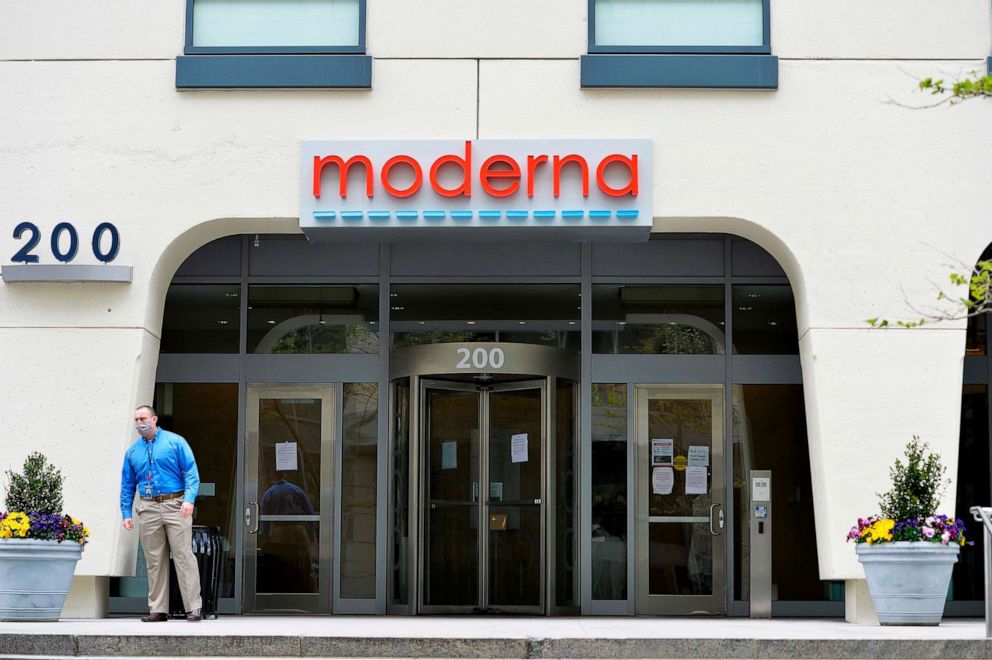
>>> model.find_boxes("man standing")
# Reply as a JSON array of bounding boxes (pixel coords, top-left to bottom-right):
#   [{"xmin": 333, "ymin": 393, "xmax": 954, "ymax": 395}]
[{"xmin": 120, "ymin": 405, "xmax": 204, "ymax": 622}]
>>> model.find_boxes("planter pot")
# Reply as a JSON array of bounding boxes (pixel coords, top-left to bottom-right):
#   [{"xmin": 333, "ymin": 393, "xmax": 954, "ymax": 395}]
[
  {"xmin": 0, "ymin": 539, "xmax": 84, "ymax": 621},
  {"xmin": 856, "ymin": 541, "xmax": 959, "ymax": 625}
]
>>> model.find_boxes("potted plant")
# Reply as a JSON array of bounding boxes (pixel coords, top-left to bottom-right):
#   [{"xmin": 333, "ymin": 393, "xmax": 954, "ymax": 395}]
[
  {"xmin": 847, "ymin": 437, "xmax": 969, "ymax": 625},
  {"xmin": 0, "ymin": 452, "xmax": 89, "ymax": 621}
]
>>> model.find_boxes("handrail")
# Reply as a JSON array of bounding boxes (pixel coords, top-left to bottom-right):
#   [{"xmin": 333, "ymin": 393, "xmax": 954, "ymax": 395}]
[{"xmin": 970, "ymin": 506, "xmax": 992, "ymax": 638}]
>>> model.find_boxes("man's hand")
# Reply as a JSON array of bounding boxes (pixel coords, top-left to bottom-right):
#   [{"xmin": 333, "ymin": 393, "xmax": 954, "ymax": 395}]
[
  {"xmin": 180, "ymin": 502, "xmax": 194, "ymax": 519},
  {"xmin": 123, "ymin": 518, "xmax": 134, "ymax": 531}
]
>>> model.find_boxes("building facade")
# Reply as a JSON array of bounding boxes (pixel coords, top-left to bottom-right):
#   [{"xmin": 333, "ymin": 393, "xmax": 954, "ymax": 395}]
[{"xmin": 0, "ymin": 0, "xmax": 990, "ymax": 620}]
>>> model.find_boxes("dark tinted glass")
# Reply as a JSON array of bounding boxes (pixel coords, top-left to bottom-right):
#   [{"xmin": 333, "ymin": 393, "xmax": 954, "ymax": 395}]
[
  {"xmin": 390, "ymin": 284, "xmax": 580, "ymax": 350},
  {"xmin": 161, "ymin": 284, "xmax": 241, "ymax": 353},
  {"xmin": 591, "ymin": 384, "xmax": 627, "ymax": 600},
  {"xmin": 247, "ymin": 285, "xmax": 378, "ymax": 354},
  {"xmin": 732, "ymin": 385, "xmax": 839, "ymax": 601},
  {"xmin": 592, "ymin": 285, "xmax": 725, "ymax": 354},
  {"xmin": 953, "ymin": 385, "xmax": 989, "ymax": 600},
  {"xmin": 157, "ymin": 383, "xmax": 239, "ymax": 598},
  {"xmin": 341, "ymin": 383, "xmax": 378, "ymax": 599},
  {"xmin": 732, "ymin": 285, "xmax": 799, "ymax": 354}
]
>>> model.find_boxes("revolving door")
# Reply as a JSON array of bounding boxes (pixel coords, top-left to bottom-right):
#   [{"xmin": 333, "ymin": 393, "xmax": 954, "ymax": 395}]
[{"xmin": 387, "ymin": 343, "xmax": 579, "ymax": 614}]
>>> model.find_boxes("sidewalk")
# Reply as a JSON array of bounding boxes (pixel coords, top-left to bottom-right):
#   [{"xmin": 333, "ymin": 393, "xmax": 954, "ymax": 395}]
[{"xmin": 0, "ymin": 616, "xmax": 988, "ymax": 658}]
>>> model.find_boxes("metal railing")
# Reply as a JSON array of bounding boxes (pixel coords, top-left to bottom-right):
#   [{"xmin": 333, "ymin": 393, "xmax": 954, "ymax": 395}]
[{"xmin": 970, "ymin": 506, "xmax": 992, "ymax": 638}]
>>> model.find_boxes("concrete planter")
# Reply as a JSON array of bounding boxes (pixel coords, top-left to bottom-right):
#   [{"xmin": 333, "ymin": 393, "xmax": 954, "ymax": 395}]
[
  {"xmin": 856, "ymin": 541, "xmax": 959, "ymax": 625},
  {"xmin": 0, "ymin": 538, "xmax": 84, "ymax": 621}
]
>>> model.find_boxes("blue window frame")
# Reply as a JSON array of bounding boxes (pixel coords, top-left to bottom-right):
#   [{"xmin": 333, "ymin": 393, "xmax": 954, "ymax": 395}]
[
  {"xmin": 184, "ymin": 0, "xmax": 366, "ymax": 55},
  {"xmin": 177, "ymin": 0, "xmax": 371, "ymax": 89},
  {"xmin": 582, "ymin": 0, "xmax": 777, "ymax": 89},
  {"xmin": 588, "ymin": 0, "xmax": 771, "ymax": 55}
]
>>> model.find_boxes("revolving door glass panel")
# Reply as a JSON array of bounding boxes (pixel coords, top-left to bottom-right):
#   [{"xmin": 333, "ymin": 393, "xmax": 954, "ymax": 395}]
[{"xmin": 421, "ymin": 379, "xmax": 546, "ymax": 614}]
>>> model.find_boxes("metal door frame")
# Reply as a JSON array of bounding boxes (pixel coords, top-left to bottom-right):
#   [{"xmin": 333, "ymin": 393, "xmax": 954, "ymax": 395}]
[
  {"xmin": 634, "ymin": 384, "xmax": 726, "ymax": 615},
  {"xmin": 244, "ymin": 385, "xmax": 335, "ymax": 614},
  {"xmin": 416, "ymin": 377, "xmax": 548, "ymax": 614}
]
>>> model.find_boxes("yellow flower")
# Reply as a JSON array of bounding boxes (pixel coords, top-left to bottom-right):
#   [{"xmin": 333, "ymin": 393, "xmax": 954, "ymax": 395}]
[
  {"xmin": 862, "ymin": 518, "xmax": 895, "ymax": 544},
  {"xmin": 0, "ymin": 528, "xmax": 10, "ymax": 539}
]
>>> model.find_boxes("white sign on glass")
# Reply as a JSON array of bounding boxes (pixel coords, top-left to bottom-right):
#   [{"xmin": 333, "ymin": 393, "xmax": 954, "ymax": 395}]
[
  {"xmin": 442, "ymin": 441, "xmax": 457, "ymax": 470},
  {"xmin": 275, "ymin": 442, "xmax": 298, "ymax": 471},
  {"xmin": 511, "ymin": 433, "xmax": 529, "ymax": 463},
  {"xmin": 652, "ymin": 467, "xmax": 674, "ymax": 495},
  {"xmin": 687, "ymin": 445, "xmax": 709, "ymax": 467},
  {"xmin": 685, "ymin": 466, "xmax": 708, "ymax": 495}
]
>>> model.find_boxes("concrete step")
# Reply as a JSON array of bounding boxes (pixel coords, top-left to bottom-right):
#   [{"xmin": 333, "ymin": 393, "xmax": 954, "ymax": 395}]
[{"xmin": 1, "ymin": 634, "xmax": 990, "ymax": 659}]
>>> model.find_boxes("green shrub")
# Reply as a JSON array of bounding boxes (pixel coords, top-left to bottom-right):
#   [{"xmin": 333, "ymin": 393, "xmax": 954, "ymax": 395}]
[
  {"xmin": 878, "ymin": 437, "xmax": 948, "ymax": 522},
  {"xmin": 4, "ymin": 452, "xmax": 64, "ymax": 514}
]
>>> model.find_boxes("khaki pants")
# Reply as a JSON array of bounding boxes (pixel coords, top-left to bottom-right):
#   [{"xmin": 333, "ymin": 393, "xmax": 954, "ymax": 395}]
[{"xmin": 136, "ymin": 497, "xmax": 202, "ymax": 613}]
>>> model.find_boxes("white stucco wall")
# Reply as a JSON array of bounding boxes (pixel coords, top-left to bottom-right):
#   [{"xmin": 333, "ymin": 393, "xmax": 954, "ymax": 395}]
[{"xmin": 0, "ymin": 1, "xmax": 989, "ymax": 588}]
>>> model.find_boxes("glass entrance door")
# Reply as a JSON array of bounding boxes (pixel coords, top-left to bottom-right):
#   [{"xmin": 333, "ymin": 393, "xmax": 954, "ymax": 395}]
[
  {"xmin": 244, "ymin": 387, "xmax": 333, "ymax": 613},
  {"xmin": 635, "ymin": 385, "xmax": 726, "ymax": 615},
  {"xmin": 420, "ymin": 379, "xmax": 546, "ymax": 614}
]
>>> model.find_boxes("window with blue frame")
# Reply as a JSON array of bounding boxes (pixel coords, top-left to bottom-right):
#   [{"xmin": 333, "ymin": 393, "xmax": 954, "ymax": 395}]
[
  {"xmin": 590, "ymin": 0, "xmax": 768, "ymax": 53},
  {"xmin": 187, "ymin": 0, "xmax": 363, "ymax": 53},
  {"xmin": 582, "ymin": 0, "xmax": 778, "ymax": 89},
  {"xmin": 176, "ymin": 0, "xmax": 371, "ymax": 89}
]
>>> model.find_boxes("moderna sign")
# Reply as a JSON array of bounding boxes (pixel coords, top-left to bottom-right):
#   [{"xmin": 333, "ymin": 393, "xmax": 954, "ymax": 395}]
[{"xmin": 299, "ymin": 139, "xmax": 652, "ymax": 241}]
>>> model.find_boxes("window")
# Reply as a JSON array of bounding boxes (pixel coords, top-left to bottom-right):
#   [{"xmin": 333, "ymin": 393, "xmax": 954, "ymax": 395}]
[
  {"xmin": 582, "ymin": 0, "xmax": 777, "ymax": 89},
  {"xmin": 590, "ymin": 0, "xmax": 768, "ymax": 53},
  {"xmin": 187, "ymin": 0, "xmax": 364, "ymax": 53},
  {"xmin": 177, "ymin": 0, "xmax": 371, "ymax": 89}
]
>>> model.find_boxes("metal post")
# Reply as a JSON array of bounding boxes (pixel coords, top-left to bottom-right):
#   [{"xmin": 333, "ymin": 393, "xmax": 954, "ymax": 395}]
[
  {"xmin": 970, "ymin": 506, "xmax": 992, "ymax": 639},
  {"xmin": 749, "ymin": 470, "xmax": 772, "ymax": 618}
]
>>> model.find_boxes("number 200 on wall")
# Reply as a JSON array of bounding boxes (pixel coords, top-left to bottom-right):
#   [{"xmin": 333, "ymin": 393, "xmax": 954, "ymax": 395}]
[{"xmin": 11, "ymin": 222, "xmax": 121, "ymax": 264}]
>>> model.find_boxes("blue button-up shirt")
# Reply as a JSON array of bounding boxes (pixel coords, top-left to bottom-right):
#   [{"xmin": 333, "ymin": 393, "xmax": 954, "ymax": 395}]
[{"xmin": 120, "ymin": 428, "xmax": 200, "ymax": 520}]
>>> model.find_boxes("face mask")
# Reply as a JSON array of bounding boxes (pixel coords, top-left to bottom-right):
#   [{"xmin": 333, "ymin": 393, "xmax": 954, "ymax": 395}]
[{"xmin": 136, "ymin": 421, "xmax": 154, "ymax": 437}]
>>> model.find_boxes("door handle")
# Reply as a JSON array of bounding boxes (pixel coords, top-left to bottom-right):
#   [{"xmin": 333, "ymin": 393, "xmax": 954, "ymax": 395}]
[
  {"xmin": 246, "ymin": 501, "xmax": 259, "ymax": 535},
  {"xmin": 709, "ymin": 503, "xmax": 723, "ymax": 536}
]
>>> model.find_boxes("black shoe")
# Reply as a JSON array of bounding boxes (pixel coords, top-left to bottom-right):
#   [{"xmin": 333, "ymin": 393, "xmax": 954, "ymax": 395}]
[
  {"xmin": 186, "ymin": 608, "xmax": 203, "ymax": 622},
  {"xmin": 140, "ymin": 612, "xmax": 168, "ymax": 622}
]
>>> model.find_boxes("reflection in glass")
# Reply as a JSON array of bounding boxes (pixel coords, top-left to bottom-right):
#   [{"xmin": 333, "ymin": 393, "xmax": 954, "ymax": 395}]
[
  {"xmin": 390, "ymin": 379, "xmax": 410, "ymax": 606},
  {"xmin": 341, "ymin": 383, "xmax": 378, "ymax": 599},
  {"xmin": 731, "ymin": 285, "xmax": 799, "ymax": 354},
  {"xmin": 425, "ymin": 389, "xmax": 480, "ymax": 607},
  {"xmin": 255, "ymin": 397, "xmax": 322, "ymax": 594},
  {"xmin": 647, "ymin": 398, "xmax": 713, "ymax": 595},
  {"xmin": 965, "ymin": 244, "xmax": 991, "ymax": 355},
  {"xmin": 489, "ymin": 389, "xmax": 543, "ymax": 503},
  {"xmin": 247, "ymin": 285, "xmax": 378, "ymax": 354},
  {"xmin": 488, "ymin": 388, "xmax": 543, "ymax": 608},
  {"xmin": 489, "ymin": 505, "xmax": 541, "ymax": 607},
  {"xmin": 555, "ymin": 380, "xmax": 578, "ymax": 608},
  {"xmin": 591, "ymin": 384, "xmax": 627, "ymax": 600},
  {"xmin": 732, "ymin": 385, "xmax": 836, "ymax": 601},
  {"xmin": 257, "ymin": 522, "xmax": 319, "ymax": 594},
  {"xmin": 953, "ymin": 385, "xmax": 989, "ymax": 601},
  {"xmin": 593, "ymin": 285, "xmax": 725, "ymax": 354},
  {"xmin": 161, "ymin": 285, "xmax": 241, "ymax": 353},
  {"xmin": 390, "ymin": 284, "xmax": 580, "ymax": 350}
]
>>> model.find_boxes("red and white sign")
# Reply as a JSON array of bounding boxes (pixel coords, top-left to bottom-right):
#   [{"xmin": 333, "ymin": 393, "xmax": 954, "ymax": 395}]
[{"xmin": 300, "ymin": 139, "xmax": 652, "ymax": 241}]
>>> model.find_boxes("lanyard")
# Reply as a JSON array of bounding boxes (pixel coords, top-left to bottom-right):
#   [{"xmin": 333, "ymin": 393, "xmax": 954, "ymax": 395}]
[{"xmin": 145, "ymin": 438, "xmax": 154, "ymax": 495}]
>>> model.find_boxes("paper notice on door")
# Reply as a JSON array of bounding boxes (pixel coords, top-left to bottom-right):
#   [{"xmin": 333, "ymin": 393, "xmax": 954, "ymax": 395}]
[
  {"xmin": 688, "ymin": 445, "xmax": 709, "ymax": 467},
  {"xmin": 275, "ymin": 442, "xmax": 298, "ymax": 471},
  {"xmin": 511, "ymin": 433, "xmax": 529, "ymax": 463},
  {"xmin": 651, "ymin": 439, "xmax": 674, "ymax": 465},
  {"xmin": 442, "ymin": 441, "xmax": 457, "ymax": 470},
  {"xmin": 685, "ymin": 466, "xmax": 708, "ymax": 495},
  {"xmin": 652, "ymin": 467, "xmax": 674, "ymax": 495}
]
